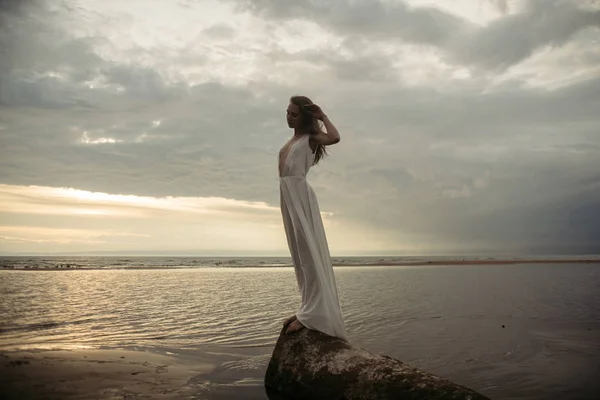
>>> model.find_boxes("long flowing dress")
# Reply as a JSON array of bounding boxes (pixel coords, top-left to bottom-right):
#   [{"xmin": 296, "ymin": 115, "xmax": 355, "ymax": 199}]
[{"xmin": 279, "ymin": 134, "xmax": 348, "ymax": 341}]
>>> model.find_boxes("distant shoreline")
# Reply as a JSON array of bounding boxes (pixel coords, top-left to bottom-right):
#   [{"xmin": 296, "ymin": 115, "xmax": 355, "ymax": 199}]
[
  {"xmin": 1, "ymin": 258, "xmax": 599, "ymax": 271},
  {"xmin": 336, "ymin": 259, "xmax": 600, "ymax": 266}
]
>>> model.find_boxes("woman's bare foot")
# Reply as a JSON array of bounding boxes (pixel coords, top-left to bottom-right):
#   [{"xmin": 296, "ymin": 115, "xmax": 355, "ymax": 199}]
[
  {"xmin": 283, "ymin": 315, "xmax": 297, "ymax": 327},
  {"xmin": 285, "ymin": 319, "xmax": 305, "ymax": 334}
]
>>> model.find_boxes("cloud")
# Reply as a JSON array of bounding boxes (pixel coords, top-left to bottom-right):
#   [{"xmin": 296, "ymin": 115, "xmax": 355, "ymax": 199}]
[
  {"xmin": 452, "ymin": 0, "xmax": 600, "ymax": 70},
  {"xmin": 0, "ymin": 0, "xmax": 599, "ymax": 255},
  {"xmin": 201, "ymin": 23, "xmax": 237, "ymax": 39},
  {"xmin": 230, "ymin": 0, "xmax": 470, "ymax": 46},
  {"xmin": 228, "ymin": 0, "xmax": 600, "ymax": 71},
  {"xmin": 0, "ymin": 183, "xmax": 289, "ymax": 254},
  {"xmin": 0, "ymin": 183, "xmax": 398, "ymax": 255},
  {"xmin": 455, "ymin": 185, "xmax": 600, "ymax": 254},
  {"xmin": 488, "ymin": 0, "xmax": 509, "ymax": 14},
  {"xmin": 0, "ymin": 184, "xmax": 279, "ymax": 218}
]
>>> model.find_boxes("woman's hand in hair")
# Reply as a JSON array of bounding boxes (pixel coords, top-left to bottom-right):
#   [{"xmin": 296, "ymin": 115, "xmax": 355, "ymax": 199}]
[{"xmin": 303, "ymin": 103, "xmax": 326, "ymax": 120}]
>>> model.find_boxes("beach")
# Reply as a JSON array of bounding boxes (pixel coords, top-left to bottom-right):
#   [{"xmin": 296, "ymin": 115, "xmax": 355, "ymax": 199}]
[{"xmin": 1, "ymin": 348, "xmax": 212, "ymax": 399}]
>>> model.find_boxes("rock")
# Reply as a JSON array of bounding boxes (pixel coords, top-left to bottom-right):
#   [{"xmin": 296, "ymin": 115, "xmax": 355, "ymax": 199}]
[{"xmin": 265, "ymin": 326, "xmax": 491, "ymax": 400}]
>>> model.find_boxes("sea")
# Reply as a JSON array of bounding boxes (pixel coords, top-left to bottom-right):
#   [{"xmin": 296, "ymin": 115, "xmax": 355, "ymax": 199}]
[{"xmin": 1, "ymin": 256, "xmax": 600, "ymax": 400}]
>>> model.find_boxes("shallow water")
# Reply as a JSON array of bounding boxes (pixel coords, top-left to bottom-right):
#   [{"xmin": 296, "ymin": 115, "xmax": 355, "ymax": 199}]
[{"xmin": 1, "ymin": 263, "xmax": 599, "ymax": 399}]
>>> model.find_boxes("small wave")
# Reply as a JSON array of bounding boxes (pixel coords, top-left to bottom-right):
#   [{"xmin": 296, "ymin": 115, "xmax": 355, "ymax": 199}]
[
  {"xmin": 0, "ymin": 318, "xmax": 99, "ymax": 334},
  {"xmin": 1, "ymin": 322, "xmax": 61, "ymax": 334}
]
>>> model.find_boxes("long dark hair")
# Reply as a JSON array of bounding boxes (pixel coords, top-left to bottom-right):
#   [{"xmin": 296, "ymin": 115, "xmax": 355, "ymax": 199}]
[{"xmin": 289, "ymin": 95, "xmax": 327, "ymax": 165}]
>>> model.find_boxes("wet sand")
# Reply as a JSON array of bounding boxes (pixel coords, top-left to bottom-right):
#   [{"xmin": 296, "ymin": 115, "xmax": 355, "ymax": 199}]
[{"xmin": 0, "ymin": 348, "xmax": 213, "ymax": 399}]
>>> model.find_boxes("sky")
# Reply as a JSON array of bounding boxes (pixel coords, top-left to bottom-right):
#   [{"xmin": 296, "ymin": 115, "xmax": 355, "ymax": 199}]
[{"xmin": 0, "ymin": 0, "xmax": 599, "ymax": 256}]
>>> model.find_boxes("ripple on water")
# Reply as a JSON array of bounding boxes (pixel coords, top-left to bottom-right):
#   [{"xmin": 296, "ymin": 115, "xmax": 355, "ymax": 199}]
[{"xmin": 1, "ymin": 265, "xmax": 600, "ymax": 399}]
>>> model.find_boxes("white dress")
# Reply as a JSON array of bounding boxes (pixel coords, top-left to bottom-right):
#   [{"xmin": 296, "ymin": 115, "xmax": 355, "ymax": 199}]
[{"xmin": 279, "ymin": 134, "xmax": 348, "ymax": 341}]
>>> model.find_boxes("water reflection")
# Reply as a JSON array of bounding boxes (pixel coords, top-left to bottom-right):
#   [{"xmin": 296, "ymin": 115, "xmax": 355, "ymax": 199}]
[{"xmin": 2, "ymin": 264, "xmax": 599, "ymax": 399}]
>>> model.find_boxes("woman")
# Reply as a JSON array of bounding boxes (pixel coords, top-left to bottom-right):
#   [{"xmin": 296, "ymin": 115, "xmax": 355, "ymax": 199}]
[{"xmin": 279, "ymin": 95, "xmax": 348, "ymax": 341}]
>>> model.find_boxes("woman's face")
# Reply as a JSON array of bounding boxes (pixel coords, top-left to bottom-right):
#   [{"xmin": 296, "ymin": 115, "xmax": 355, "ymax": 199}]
[{"xmin": 286, "ymin": 103, "xmax": 302, "ymax": 129}]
